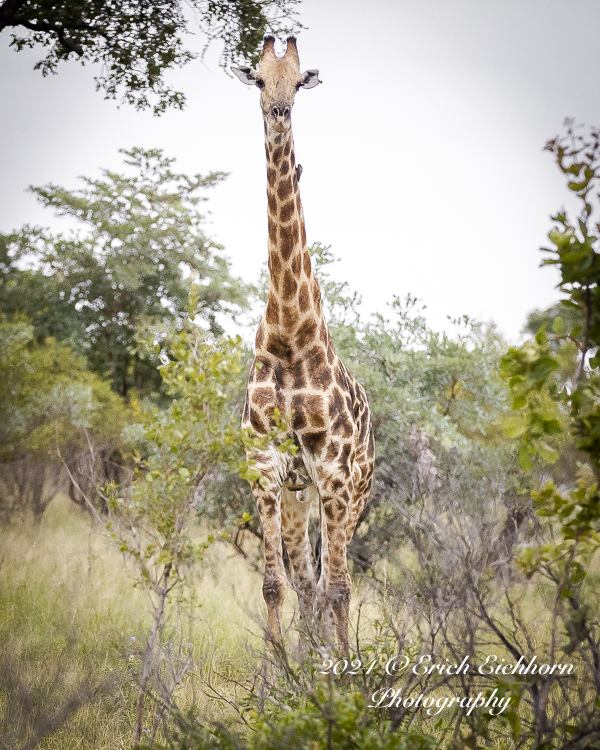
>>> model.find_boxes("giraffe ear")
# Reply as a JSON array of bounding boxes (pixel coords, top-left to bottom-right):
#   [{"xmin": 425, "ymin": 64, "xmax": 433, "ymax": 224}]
[
  {"xmin": 298, "ymin": 69, "xmax": 321, "ymax": 90},
  {"xmin": 231, "ymin": 66, "xmax": 257, "ymax": 85}
]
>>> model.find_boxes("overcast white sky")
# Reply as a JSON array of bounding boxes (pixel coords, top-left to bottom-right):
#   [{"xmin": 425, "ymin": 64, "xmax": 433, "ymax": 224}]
[{"xmin": 2, "ymin": 0, "xmax": 600, "ymax": 341}]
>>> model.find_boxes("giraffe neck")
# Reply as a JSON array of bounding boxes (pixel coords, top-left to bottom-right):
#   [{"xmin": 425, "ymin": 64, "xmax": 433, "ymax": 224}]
[{"xmin": 260, "ymin": 125, "xmax": 326, "ymax": 364}]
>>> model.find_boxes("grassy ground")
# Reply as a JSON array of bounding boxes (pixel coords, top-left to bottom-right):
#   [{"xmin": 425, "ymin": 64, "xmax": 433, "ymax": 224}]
[{"xmin": 0, "ymin": 496, "xmax": 267, "ymax": 750}]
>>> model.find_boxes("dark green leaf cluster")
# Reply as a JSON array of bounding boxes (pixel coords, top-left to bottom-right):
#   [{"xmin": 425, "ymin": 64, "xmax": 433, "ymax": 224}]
[{"xmin": 2, "ymin": 0, "xmax": 302, "ymax": 113}]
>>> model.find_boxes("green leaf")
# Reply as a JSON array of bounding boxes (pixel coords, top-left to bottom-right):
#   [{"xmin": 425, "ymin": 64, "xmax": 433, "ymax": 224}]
[{"xmin": 503, "ymin": 416, "xmax": 527, "ymax": 439}]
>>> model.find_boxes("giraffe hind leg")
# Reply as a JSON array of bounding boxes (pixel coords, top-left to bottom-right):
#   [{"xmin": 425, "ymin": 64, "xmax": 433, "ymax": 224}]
[{"xmin": 281, "ymin": 486, "xmax": 317, "ymax": 629}]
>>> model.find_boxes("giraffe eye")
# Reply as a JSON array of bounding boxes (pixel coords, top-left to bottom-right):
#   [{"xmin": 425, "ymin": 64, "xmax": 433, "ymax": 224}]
[{"xmin": 255, "ymin": 78, "xmax": 265, "ymax": 89}]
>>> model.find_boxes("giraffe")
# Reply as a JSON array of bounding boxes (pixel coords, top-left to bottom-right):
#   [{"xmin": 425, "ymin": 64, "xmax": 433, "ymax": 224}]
[{"xmin": 232, "ymin": 36, "xmax": 374, "ymax": 655}]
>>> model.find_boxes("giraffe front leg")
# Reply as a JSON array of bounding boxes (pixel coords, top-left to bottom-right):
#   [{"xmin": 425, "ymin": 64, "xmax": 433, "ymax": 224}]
[
  {"xmin": 317, "ymin": 483, "xmax": 353, "ymax": 656},
  {"xmin": 281, "ymin": 486, "xmax": 317, "ymax": 653},
  {"xmin": 252, "ymin": 483, "xmax": 287, "ymax": 647}
]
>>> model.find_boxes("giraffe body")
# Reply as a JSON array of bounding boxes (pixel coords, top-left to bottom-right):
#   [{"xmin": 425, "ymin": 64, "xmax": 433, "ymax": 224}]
[{"xmin": 233, "ymin": 37, "xmax": 374, "ymax": 653}]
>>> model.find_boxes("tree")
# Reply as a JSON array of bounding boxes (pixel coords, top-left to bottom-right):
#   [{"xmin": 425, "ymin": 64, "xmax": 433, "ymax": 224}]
[
  {"xmin": 0, "ymin": 318, "xmax": 127, "ymax": 522},
  {"xmin": 0, "ymin": 0, "xmax": 301, "ymax": 114},
  {"xmin": 1, "ymin": 148, "xmax": 249, "ymax": 398},
  {"xmin": 80, "ymin": 290, "xmax": 294, "ymax": 746}
]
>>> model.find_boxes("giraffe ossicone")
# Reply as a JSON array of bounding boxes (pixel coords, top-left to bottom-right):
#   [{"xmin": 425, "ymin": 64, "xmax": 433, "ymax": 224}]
[{"xmin": 232, "ymin": 36, "xmax": 374, "ymax": 656}]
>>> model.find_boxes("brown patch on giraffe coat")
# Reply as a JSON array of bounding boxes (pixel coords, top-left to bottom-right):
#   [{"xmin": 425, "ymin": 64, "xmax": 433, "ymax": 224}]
[
  {"xmin": 292, "ymin": 410, "xmax": 307, "ymax": 431},
  {"xmin": 280, "ymin": 160, "xmax": 290, "ymax": 176},
  {"xmin": 269, "ymin": 250, "xmax": 281, "ymax": 277},
  {"xmin": 319, "ymin": 321, "xmax": 328, "ymax": 345},
  {"xmin": 266, "ymin": 298, "xmax": 279, "ymax": 324},
  {"xmin": 252, "ymin": 387, "xmax": 276, "ymax": 407},
  {"xmin": 250, "ymin": 409, "xmax": 267, "ymax": 434},
  {"xmin": 272, "ymin": 146, "xmax": 283, "ymax": 164},
  {"xmin": 283, "ymin": 139, "xmax": 291, "ymax": 157},
  {"xmin": 329, "ymin": 388, "xmax": 345, "ymax": 418},
  {"xmin": 335, "ymin": 362, "xmax": 348, "ymax": 389},
  {"xmin": 267, "ymin": 168, "xmax": 276, "ymax": 188},
  {"xmin": 367, "ymin": 431, "xmax": 375, "ymax": 458},
  {"xmin": 303, "ymin": 250, "xmax": 310, "ymax": 275},
  {"xmin": 279, "ymin": 224, "xmax": 294, "ymax": 261},
  {"xmin": 301, "ymin": 222, "xmax": 307, "ymax": 245},
  {"xmin": 277, "ymin": 178, "xmax": 293, "ymax": 202},
  {"xmin": 254, "ymin": 358, "xmax": 271, "ymax": 382},
  {"xmin": 255, "ymin": 324, "xmax": 265, "ymax": 349},
  {"xmin": 311, "ymin": 280, "xmax": 321, "ymax": 307},
  {"xmin": 281, "ymin": 303, "xmax": 299, "ymax": 328},
  {"xmin": 288, "ymin": 362, "xmax": 307, "ymax": 390},
  {"xmin": 291, "ymin": 253, "xmax": 301, "ymax": 278},
  {"xmin": 290, "ymin": 150, "xmax": 295, "ymax": 168},
  {"xmin": 302, "ymin": 430, "xmax": 327, "ymax": 456},
  {"xmin": 292, "ymin": 221, "xmax": 300, "ymax": 246},
  {"xmin": 305, "ymin": 346, "xmax": 326, "ymax": 372},
  {"xmin": 274, "ymin": 134, "xmax": 282, "ymax": 145},
  {"xmin": 309, "ymin": 366, "xmax": 333, "ymax": 391},
  {"xmin": 295, "ymin": 318, "xmax": 317, "ymax": 349},
  {"xmin": 268, "ymin": 193, "xmax": 277, "ymax": 217},
  {"xmin": 282, "ymin": 269, "xmax": 298, "ymax": 301},
  {"xmin": 326, "ymin": 441, "xmax": 341, "ymax": 462},
  {"xmin": 339, "ymin": 443, "xmax": 353, "ymax": 476},
  {"xmin": 268, "ymin": 219, "xmax": 277, "ymax": 245},
  {"xmin": 291, "ymin": 394, "xmax": 325, "ymax": 430},
  {"xmin": 266, "ymin": 333, "xmax": 293, "ymax": 361},
  {"xmin": 280, "ymin": 199, "xmax": 295, "ymax": 224},
  {"xmin": 298, "ymin": 282, "xmax": 310, "ymax": 313},
  {"xmin": 331, "ymin": 411, "xmax": 353, "ymax": 439}
]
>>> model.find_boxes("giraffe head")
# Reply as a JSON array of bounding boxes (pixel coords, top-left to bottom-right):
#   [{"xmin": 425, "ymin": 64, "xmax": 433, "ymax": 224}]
[{"xmin": 231, "ymin": 37, "xmax": 321, "ymax": 133}]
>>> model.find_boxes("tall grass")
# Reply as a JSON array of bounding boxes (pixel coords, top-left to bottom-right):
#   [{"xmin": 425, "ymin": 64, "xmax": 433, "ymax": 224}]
[{"xmin": 0, "ymin": 496, "xmax": 266, "ymax": 749}]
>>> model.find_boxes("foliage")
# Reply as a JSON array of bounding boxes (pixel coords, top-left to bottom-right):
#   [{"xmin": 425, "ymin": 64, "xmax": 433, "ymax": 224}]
[
  {"xmin": 1, "ymin": 148, "xmax": 249, "ymax": 398},
  {"xmin": 89, "ymin": 293, "xmax": 295, "ymax": 745},
  {"xmin": 0, "ymin": 0, "xmax": 302, "ymax": 114},
  {"xmin": 496, "ymin": 122, "xmax": 600, "ymax": 747},
  {"xmin": 0, "ymin": 317, "xmax": 127, "ymax": 521}
]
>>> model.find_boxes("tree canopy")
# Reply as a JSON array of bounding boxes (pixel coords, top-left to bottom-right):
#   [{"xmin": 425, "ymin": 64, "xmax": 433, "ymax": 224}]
[
  {"xmin": 1, "ymin": 148, "xmax": 249, "ymax": 397},
  {"xmin": 0, "ymin": 0, "xmax": 301, "ymax": 113}
]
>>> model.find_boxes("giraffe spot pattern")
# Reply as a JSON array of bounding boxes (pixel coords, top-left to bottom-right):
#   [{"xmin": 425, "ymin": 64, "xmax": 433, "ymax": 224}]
[
  {"xmin": 280, "ymin": 199, "xmax": 295, "ymax": 224},
  {"xmin": 295, "ymin": 318, "xmax": 317, "ymax": 349},
  {"xmin": 252, "ymin": 387, "xmax": 276, "ymax": 407},
  {"xmin": 281, "ymin": 303, "xmax": 299, "ymax": 328},
  {"xmin": 277, "ymin": 178, "xmax": 293, "ymax": 201},
  {"xmin": 243, "ymin": 123, "xmax": 375, "ymax": 654},
  {"xmin": 279, "ymin": 224, "xmax": 294, "ymax": 261},
  {"xmin": 268, "ymin": 219, "xmax": 277, "ymax": 244},
  {"xmin": 298, "ymin": 282, "xmax": 310, "ymax": 312},
  {"xmin": 291, "ymin": 253, "xmax": 301, "ymax": 277},
  {"xmin": 302, "ymin": 430, "xmax": 327, "ymax": 456},
  {"xmin": 282, "ymin": 269, "xmax": 298, "ymax": 300},
  {"xmin": 255, "ymin": 324, "xmax": 265, "ymax": 348},
  {"xmin": 269, "ymin": 250, "xmax": 281, "ymax": 277},
  {"xmin": 266, "ymin": 333, "xmax": 293, "ymax": 361},
  {"xmin": 266, "ymin": 298, "xmax": 279, "ymax": 324}
]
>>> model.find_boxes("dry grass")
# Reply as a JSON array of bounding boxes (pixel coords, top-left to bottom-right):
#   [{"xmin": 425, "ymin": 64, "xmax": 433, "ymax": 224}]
[{"xmin": 0, "ymin": 496, "xmax": 271, "ymax": 749}]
